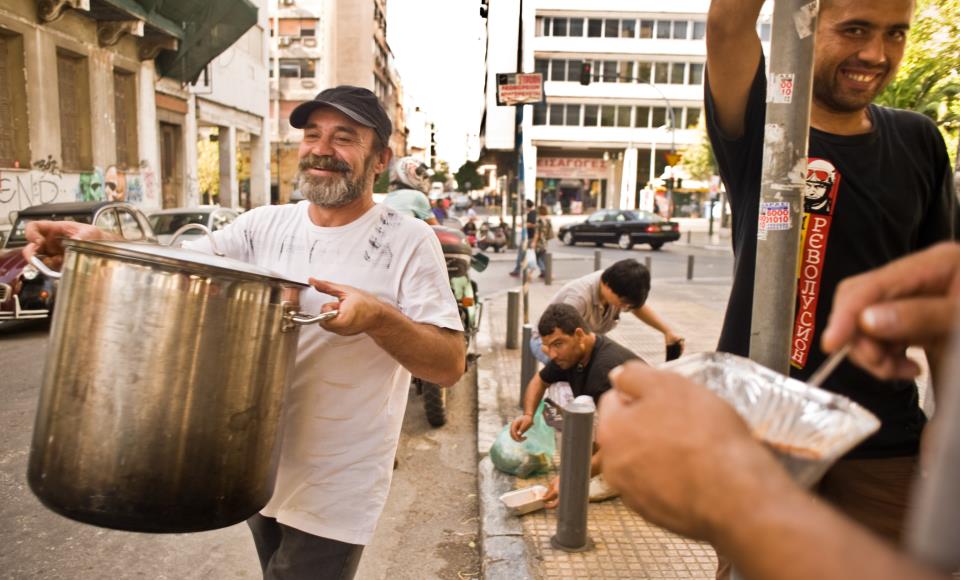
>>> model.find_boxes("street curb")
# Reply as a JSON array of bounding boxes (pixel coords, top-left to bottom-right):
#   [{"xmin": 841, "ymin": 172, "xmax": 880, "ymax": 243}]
[{"xmin": 478, "ymin": 457, "xmax": 536, "ymax": 580}]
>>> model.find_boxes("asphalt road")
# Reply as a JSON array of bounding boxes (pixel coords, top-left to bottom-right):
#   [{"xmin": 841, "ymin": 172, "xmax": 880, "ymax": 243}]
[{"xmin": 0, "ymin": 320, "xmax": 479, "ymax": 580}]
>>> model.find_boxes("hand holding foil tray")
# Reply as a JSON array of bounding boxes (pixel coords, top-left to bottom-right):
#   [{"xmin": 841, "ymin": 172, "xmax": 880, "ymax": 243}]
[{"xmin": 662, "ymin": 352, "xmax": 881, "ymax": 487}]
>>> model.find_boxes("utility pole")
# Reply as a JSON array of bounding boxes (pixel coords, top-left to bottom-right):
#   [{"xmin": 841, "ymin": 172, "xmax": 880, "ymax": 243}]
[{"xmin": 748, "ymin": 0, "xmax": 819, "ymax": 374}]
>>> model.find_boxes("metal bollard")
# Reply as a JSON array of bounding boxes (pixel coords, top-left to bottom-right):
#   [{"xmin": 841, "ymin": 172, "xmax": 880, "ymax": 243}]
[
  {"xmin": 644, "ymin": 256, "xmax": 652, "ymax": 274},
  {"xmin": 544, "ymin": 252, "xmax": 553, "ymax": 285},
  {"xmin": 521, "ymin": 267, "xmax": 530, "ymax": 324},
  {"xmin": 687, "ymin": 255, "xmax": 695, "ymax": 281},
  {"xmin": 594, "ymin": 250, "xmax": 602, "ymax": 271},
  {"xmin": 520, "ymin": 325, "xmax": 536, "ymax": 404},
  {"xmin": 686, "ymin": 230, "xmax": 692, "ymax": 244},
  {"xmin": 506, "ymin": 290, "xmax": 520, "ymax": 349},
  {"xmin": 551, "ymin": 396, "xmax": 595, "ymax": 552}
]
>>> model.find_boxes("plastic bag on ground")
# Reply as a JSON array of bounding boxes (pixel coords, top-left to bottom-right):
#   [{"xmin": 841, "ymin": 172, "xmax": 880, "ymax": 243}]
[{"xmin": 490, "ymin": 401, "xmax": 556, "ymax": 478}]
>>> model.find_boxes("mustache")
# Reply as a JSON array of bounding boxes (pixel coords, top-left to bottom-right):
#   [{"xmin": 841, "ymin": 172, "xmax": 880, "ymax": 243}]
[{"xmin": 299, "ymin": 155, "xmax": 351, "ymax": 173}]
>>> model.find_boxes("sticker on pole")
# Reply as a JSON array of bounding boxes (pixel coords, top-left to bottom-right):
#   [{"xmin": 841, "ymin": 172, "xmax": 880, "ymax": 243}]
[
  {"xmin": 767, "ymin": 74, "xmax": 795, "ymax": 104},
  {"xmin": 496, "ymin": 73, "xmax": 545, "ymax": 106},
  {"xmin": 757, "ymin": 201, "xmax": 792, "ymax": 240}
]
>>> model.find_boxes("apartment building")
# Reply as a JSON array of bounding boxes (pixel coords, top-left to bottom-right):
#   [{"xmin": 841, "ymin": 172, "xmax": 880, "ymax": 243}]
[{"xmin": 269, "ymin": 0, "xmax": 406, "ymax": 203}]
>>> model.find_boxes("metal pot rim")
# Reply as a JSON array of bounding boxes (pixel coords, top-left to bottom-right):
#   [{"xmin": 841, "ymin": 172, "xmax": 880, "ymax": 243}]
[{"xmin": 62, "ymin": 239, "xmax": 309, "ymax": 288}]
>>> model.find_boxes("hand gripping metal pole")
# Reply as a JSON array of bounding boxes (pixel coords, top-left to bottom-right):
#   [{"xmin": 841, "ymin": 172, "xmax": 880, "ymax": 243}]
[
  {"xmin": 749, "ymin": 0, "xmax": 818, "ymax": 375},
  {"xmin": 551, "ymin": 397, "xmax": 595, "ymax": 552}
]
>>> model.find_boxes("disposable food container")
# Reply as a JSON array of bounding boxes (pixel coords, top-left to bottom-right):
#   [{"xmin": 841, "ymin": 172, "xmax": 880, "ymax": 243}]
[
  {"xmin": 663, "ymin": 352, "xmax": 881, "ymax": 486},
  {"xmin": 500, "ymin": 485, "xmax": 549, "ymax": 516}
]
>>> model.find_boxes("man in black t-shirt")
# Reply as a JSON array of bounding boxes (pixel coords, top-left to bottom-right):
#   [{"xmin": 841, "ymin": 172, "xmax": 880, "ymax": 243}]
[
  {"xmin": 706, "ymin": 0, "xmax": 957, "ymax": 571},
  {"xmin": 510, "ymin": 303, "xmax": 641, "ymax": 506}
]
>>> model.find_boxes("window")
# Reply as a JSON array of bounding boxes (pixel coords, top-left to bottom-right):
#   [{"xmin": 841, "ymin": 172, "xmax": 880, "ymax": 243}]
[
  {"xmin": 549, "ymin": 104, "xmax": 564, "ymax": 125},
  {"xmin": 604, "ymin": 19, "xmax": 618, "ymax": 38},
  {"xmin": 672, "ymin": 21, "xmax": 688, "ymax": 40},
  {"xmin": 651, "ymin": 106, "xmax": 667, "ymax": 128},
  {"xmin": 537, "ymin": 17, "xmax": 551, "ymax": 36},
  {"xmin": 583, "ymin": 105, "xmax": 599, "ymax": 126},
  {"xmin": 639, "ymin": 20, "xmax": 654, "ymax": 39},
  {"xmin": 533, "ymin": 102, "xmax": 547, "ymax": 125},
  {"xmin": 565, "ymin": 104, "xmax": 581, "ymax": 126},
  {"xmin": 656, "ymin": 20, "xmax": 671, "ymax": 39},
  {"xmin": 278, "ymin": 58, "xmax": 315, "ymax": 78},
  {"xmin": 552, "ymin": 17, "xmax": 568, "ymax": 36},
  {"xmin": 569, "ymin": 18, "xmax": 584, "ymax": 36},
  {"xmin": 567, "ymin": 59, "xmax": 582, "ymax": 81},
  {"xmin": 634, "ymin": 106, "xmax": 650, "ymax": 128},
  {"xmin": 637, "ymin": 62, "xmax": 652, "ymax": 83},
  {"xmin": 600, "ymin": 105, "xmax": 616, "ymax": 127},
  {"xmin": 113, "ymin": 69, "xmax": 138, "ymax": 169},
  {"xmin": 587, "ymin": 18, "xmax": 602, "ymax": 37},
  {"xmin": 620, "ymin": 61, "xmax": 634, "ymax": 83},
  {"xmin": 0, "ymin": 31, "xmax": 30, "ymax": 168},
  {"xmin": 57, "ymin": 49, "xmax": 92, "ymax": 170},
  {"xmin": 686, "ymin": 107, "xmax": 701, "ymax": 128},
  {"xmin": 300, "ymin": 19, "xmax": 318, "ymax": 37},
  {"xmin": 535, "ymin": 59, "xmax": 549, "ymax": 79},
  {"xmin": 621, "ymin": 19, "xmax": 636, "ymax": 38},
  {"xmin": 654, "ymin": 62, "xmax": 668, "ymax": 84},
  {"xmin": 670, "ymin": 62, "xmax": 686, "ymax": 84},
  {"xmin": 692, "ymin": 21, "xmax": 706, "ymax": 39},
  {"xmin": 602, "ymin": 60, "xmax": 617, "ymax": 82},
  {"xmin": 616, "ymin": 106, "xmax": 632, "ymax": 127},
  {"xmin": 689, "ymin": 63, "xmax": 704, "ymax": 85},
  {"xmin": 550, "ymin": 60, "xmax": 566, "ymax": 82}
]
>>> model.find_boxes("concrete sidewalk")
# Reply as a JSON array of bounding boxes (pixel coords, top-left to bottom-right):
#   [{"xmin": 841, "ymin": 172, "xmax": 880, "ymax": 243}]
[{"xmin": 476, "ymin": 256, "xmax": 732, "ymax": 579}]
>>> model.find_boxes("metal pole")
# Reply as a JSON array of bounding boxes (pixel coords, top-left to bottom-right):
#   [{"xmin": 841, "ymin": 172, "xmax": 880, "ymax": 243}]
[
  {"xmin": 544, "ymin": 252, "xmax": 553, "ymax": 285},
  {"xmin": 708, "ymin": 198, "xmax": 715, "ymax": 237},
  {"xmin": 551, "ymin": 397, "xmax": 595, "ymax": 552},
  {"xmin": 748, "ymin": 0, "xmax": 818, "ymax": 374},
  {"xmin": 644, "ymin": 256, "xmax": 652, "ymax": 273},
  {"xmin": 686, "ymin": 255, "xmax": 694, "ymax": 281},
  {"xmin": 686, "ymin": 230, "xmax": 691, "ymax": 245},
  {"xmin": 593, "ymin": 250, "xmax": 602, "ymax": 272},
  {"xmin": 520, "ymin": 324, "xmax": 536, "ymax": 404},
  {"xmin": 506, "ymin": 289, "xmax": 520, "ymax": 349},
  {"xmin": 521, "ymin": 263, "xmax": 530, "ymax": 324}
]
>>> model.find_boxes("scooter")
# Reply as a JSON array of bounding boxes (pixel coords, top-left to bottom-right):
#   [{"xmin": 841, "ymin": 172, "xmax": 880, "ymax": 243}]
[
  {"xmin": 477, "ymin": 220, "xmax": 508, "ymax": 253},
  {"xmin": 413, "ymin": 225, "xmax": 488, "ymax": 427}
]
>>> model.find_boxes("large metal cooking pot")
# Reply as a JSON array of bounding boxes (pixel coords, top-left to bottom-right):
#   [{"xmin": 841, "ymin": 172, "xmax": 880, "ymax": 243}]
[{"xmin": 27, "ymin": 238, "xmax": 334, "ymax": 533}]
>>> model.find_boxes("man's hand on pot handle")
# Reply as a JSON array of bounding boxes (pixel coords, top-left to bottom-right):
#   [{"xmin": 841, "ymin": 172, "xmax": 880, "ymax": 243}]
[
  {"xmin": 23, "ymin": 221, "xmax": 112, "ymax": 267},
  {"xmin": 821, "ymin": 242, "xmax": 960, "ymax": 380},
  {"xmin": 509, "ymin": 414, "xmax": 533, "ymax": 442},
  {"xmin": 308, "ymin": 279, "xmax": 387, "ymax": 336}
]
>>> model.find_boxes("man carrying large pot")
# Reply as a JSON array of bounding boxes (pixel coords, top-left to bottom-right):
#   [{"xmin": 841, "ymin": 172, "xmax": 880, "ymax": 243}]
[{"xmin": 23, "ymin": 86, "xmax": 466, "ymax": 579}]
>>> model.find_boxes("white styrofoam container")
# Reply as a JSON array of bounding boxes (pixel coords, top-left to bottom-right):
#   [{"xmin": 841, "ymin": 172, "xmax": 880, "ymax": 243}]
[{"xmin": 499, "ymin": 485, "xmax": 548, "ymax": 516}]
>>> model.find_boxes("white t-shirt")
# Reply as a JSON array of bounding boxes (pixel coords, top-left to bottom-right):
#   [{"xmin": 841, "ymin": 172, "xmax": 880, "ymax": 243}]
[{"xmin": 187, "ymin": 201, "xmax": 462, "ymax": 544}]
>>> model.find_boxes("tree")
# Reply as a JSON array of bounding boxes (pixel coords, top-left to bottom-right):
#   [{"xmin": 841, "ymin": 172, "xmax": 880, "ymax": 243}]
[
  {"xmin": 680, "ymin": 117, "xmax": 717, "ymax": 182},
  {"xmin": 431, "ymin": 160, "xmax": 450, "ymax": 185},
  {"xmin": 877, "ymin": 0, "xmax": 960, "ymax": 167},
  {"xmin": 454, "ymin": 160, "xmax": 482, "ymax": 192}
]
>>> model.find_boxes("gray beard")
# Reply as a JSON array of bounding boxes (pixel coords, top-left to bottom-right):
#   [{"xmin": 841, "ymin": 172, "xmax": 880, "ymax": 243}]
[{"xmin": 298, "ymin": 171, "xmax": 367, "ymax": 208}]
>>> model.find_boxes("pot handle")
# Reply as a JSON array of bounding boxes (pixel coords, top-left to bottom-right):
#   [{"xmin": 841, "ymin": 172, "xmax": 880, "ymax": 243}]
[
  {"xmin": 28, "ymin": 256, "xmax": 62, "ymax": 280},
  {"xmin": 285, "ymin": 309, "xmax": 339, "ymax": 327},
  {"xmin": 168, "ymin": 223, "xmax": 225, "ymax": 257}
]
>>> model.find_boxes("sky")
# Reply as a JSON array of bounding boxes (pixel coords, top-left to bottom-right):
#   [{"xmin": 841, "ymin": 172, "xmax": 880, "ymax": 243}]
[{"xmin": 386, "ymin": 0, "xmax": 488, "ymax": 171}]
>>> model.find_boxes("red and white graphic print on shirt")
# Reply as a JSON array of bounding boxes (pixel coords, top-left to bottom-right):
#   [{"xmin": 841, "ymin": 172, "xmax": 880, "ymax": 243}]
[{"xmin": 791, "ymin": 158, "xmax": 841, "ymax": 369}]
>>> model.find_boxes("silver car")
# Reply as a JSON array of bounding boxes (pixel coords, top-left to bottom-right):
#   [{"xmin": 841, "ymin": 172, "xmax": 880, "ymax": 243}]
[{"xmin": 148, "ymin": 206, "xmax": 240, "ymax": 245}]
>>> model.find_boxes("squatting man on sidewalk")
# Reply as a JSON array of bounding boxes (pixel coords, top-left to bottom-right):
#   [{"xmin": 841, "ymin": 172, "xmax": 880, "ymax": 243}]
[
  {"xmin": 511, "ymin": 303, "xmax": 640, "ymax": 507},
  {"xmin": 530, "ymin": 259, "xmax": 685, "ymax": 365},
  {"xmin": 23, "ymin": 86, "xmax": 465, "ymax": 580},
  {"xmin": 598, "ymin": 243, "xmax": 960, "ymax": 580}
]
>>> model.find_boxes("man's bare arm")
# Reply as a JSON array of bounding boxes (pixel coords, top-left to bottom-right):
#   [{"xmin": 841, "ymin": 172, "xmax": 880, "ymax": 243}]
[
  {"xmin": 632, "ymin": 304, "xmax": 683, "ymax": 345},
  {"xmin": 706, "ymin": 0, "xmax": 766, "ymax": 138}
]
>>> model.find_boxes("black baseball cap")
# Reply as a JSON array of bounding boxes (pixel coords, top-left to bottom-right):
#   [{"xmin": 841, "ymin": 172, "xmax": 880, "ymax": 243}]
[{"xmin": 289, "ymin": 86, "xmax": 393, "ymax": 147}]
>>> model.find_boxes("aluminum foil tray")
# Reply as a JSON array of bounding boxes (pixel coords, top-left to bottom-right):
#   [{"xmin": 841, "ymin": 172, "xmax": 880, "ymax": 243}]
[{"xmin": 662, "ymin": 352, "xmax": 880, "ymax": 486}]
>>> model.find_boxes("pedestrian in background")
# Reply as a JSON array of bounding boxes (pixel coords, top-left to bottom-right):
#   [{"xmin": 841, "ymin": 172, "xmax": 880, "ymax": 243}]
[
  {"xmin": 509, "ymin": 199, "xmax": 537, "ymax": 277},
  {"xmin": 533, "ymin": 205, "xmax": 553, "ymax": 279}
]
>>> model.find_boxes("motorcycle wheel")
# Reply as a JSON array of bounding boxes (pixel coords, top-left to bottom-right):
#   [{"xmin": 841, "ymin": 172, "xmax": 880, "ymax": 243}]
[{"xmin": 422, "ymin": 382, "xmax": 447, "ymax": 427}]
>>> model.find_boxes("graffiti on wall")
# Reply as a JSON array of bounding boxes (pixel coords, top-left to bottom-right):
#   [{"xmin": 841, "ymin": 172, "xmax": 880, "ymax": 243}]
[{"xmin": 1, "ymin": 157, "xmax": 158, "ymax": 225}]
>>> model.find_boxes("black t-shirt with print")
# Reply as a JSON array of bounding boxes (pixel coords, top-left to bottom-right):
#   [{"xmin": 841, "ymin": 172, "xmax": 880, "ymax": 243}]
[
  {"xmin": 539, "ymin": 335, "xmax": 641, "ymax": 404},
  {"xmin": 705, "ymin": 57, "xmax": 957, "ymax": 458}
]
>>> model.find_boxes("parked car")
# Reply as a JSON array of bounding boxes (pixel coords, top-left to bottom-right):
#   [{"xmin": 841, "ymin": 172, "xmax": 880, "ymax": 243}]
[
  {"xmin": 149, "ymin": 206, "xmax": 240, "ymax": 245},
  {"xmin": 0, "ymin": 201, "xmax": 156, "ymax": 322},
  {"xmin": 557, "ymin": 209, "xmax": 681, "ymax": 250}
]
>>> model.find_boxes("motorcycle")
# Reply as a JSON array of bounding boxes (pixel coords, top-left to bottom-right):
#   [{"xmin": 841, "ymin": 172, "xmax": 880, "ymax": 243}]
[
  {"xmin": 477, "ymin": 220, "xmax": 508, "ymax": 253},
  {"xmin": 414, "ymin": 225, "xmax": 488, "ymax": 427}
]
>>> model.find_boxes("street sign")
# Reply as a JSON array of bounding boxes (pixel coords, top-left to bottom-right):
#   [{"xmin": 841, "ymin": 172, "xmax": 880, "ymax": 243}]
[
  {"xmin": 664, "ymin": 152, "xmax": 683, "ymax": 166},
  {"xmin": 496, "ymin": 73, "xmax": 544, "ymax": 106}
]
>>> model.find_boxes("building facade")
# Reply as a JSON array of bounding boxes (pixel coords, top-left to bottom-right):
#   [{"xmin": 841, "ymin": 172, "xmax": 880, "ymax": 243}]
[
  {"xmin": 0, "ymin": 0, "xmax": 267, "ymax": 237},
  {"xmin": 483, "ymin": 0, "xmax": 728, "ymax": 215},
  {"xmin": 269, "ymin": 0, "xmax": 406, "ymax": 203}
]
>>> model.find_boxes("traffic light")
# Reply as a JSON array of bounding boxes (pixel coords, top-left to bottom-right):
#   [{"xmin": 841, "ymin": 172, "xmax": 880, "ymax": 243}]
[{"xmin": 580, "ymin": 62, "xmax": 592, "ymax": 86}]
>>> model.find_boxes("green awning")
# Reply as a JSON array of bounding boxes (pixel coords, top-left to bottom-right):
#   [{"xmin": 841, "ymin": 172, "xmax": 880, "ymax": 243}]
[{"xmin": 97, "ymin": 0, "xmax": 259, "ymax": 83}]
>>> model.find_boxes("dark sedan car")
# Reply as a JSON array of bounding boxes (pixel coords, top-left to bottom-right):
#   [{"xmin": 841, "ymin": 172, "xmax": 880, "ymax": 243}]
[
  {"xmin": 0, "ymin": 201, "xmax": 156, "ymax": 321},
  {"xmin": 558, "ymin": 209, "xmax": 681, "ymax": 250}
]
